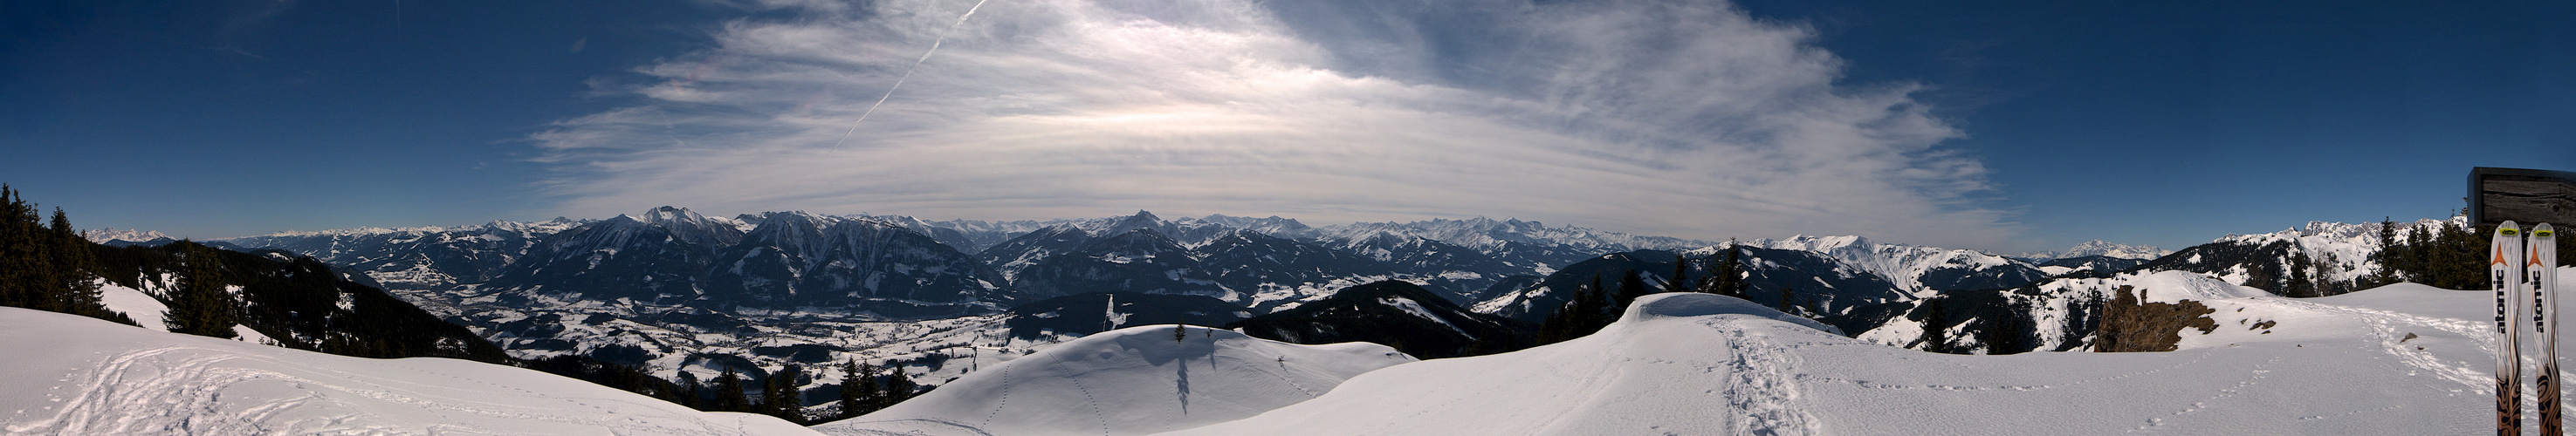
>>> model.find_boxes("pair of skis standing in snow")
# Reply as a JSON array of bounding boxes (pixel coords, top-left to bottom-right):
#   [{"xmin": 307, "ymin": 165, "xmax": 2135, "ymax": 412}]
[{"xmin": 2497, "ymin": 221, "xmax": 2562, "ymax": 436}]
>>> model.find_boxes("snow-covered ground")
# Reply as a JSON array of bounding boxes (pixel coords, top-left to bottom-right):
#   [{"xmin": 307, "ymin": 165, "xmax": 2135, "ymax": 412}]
[
  {"xmin": 0, "ymin": 307, "xmax": 816, "ymax": 435},
  {"xmin": 814, "ymin": 324, "xmax": 1414, "ymax": 435},
  {"xmin": 1174, "ymin": 288, "xmax": 2558, "ymax": 434},
  {"xmin": 23, "ymin": 277, "xmax": 2560, "ymax": 435},
  {"xmin": 95, "ymin": 281, "xmax": 168, "ymax": 331}
]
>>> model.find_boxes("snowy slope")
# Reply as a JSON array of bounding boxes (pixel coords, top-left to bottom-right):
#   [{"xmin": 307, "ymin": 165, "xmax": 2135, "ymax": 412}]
[
  {"xmin": 814, "ymin": 324, "xmax": 1414, "ymax": 436},
  {"xmin": 0, "ymin": 307, "xmax": 815, "ymax": 435},
  {"xmin": 96, "ymin": 280, "xmax": 169, "ymax": 331},
  {"xmin": 1172, "ymin": 288, "xmax": 2545, "ymax": 435},
  {"xmin": 2116, "ymin": 218, "xmax": 2458, "ymax": 293},
  {"xmin": 1856, "ymin": 270, "xmax": 2265, "ymax": 353}
]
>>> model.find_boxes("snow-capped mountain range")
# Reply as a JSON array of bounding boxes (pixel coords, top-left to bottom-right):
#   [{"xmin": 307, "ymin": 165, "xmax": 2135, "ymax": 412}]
[
  {"xmin": 32, "ymin": 203, "xmax": 2558, "ymax": 433},
  {"xmin": 2016, "ymin": 240, "xmax": 2170, "ymax": 262},
  {"xmin": 199, "ymin": 208, "xmax": 1726, "ymax": 391},
  {"xmin": 1744, "ymin": 235, "xmax": 2049, "ymax": 296},
  {"xmin": 187, "ymin": 206, "xmax": 2478, "ymax": 412},
  {"xmin": 79, "ymin": 228, "xmax": 172, "ymax": 244}
]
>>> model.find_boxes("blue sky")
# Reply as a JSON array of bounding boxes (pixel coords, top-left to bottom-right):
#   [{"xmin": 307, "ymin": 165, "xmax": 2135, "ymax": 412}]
[{"xmin": 3, "ymin": 0, "xmax": 2569, "ymax": 255}]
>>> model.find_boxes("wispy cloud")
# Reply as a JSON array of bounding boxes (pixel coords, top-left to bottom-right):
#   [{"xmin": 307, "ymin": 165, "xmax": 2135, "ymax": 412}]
[{"xmin": 528, "ymin": 0, "xmax": 2015, "ymax": 249}]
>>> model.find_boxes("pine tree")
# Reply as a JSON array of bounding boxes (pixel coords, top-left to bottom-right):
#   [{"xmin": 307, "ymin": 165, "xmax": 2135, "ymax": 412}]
[
  {"xmin": 712, "ymin": 368, "xmax": 750, "ymax": 412},
  {"xmin": 1535, "ymin": 297, "xmax": 1577, "ymax": 344},
  {"xmin": 2405, "ymin": 224, "xmax": 2434, "ymax": 284},
  {"xmin": 762, "ymin": 364, "xmax": 807, "ymax": 423},
  {"xmin": 2422, "ymin": 221, "xmax": 2483, "ymax": 290},
  {"xmin": 1988, "ymin": 297, "xmax": 2030, "ymax": 354},
  {"xmin": 1536, "ymin": 276, "xmax": 1613, "ymax": 345},
  {"xmin": 2364, "ymin": 217, "xmax": 2403, "ymax": 288},
  {"xmin": 2316, "ymin": 252, "xmax": 2346, "ymax": 296},
  {"xmin": 837, "ymin": 359, "xmax": 871, "ymax": 419},
  {"xmin": 166, "ymin": 242, "xmax": 239, "ymax": 338},
  {"xmin": 861, "ymin": 362, "xmax": 888, "ymax": 410},
  {"xmin": 1918, "ymin": 297, "xmax": 1949, "ymax": 353},
  {"xmin": 2284, "ymin": 251, "xmax": 2314, "ymax": 297},
  {"xmin": 1615, "ymin": 269, "xmax": 1648, "ymax": 310},
  {"xmin": 2241, "ymin": 260, "xmax": 2279, "ymax": 293},
  {"xmin": 677, "ymin": 371, "xmax": 704, "ymax": 409},
  {"xmin": 883, "ymin": 370, "xmax": 918, "ymax": 405},
  {"xmin": 0, "ymin": 184, "xmax": 55, "ymax": 311},
  {"xmin": 1668, "ymin": 255, "xmax": 1692, "ymax": 294},
  {"xmin": 1702, "ymin": 242, "xmax": 1747, "ymax": 297},
  {"xmin": 0, "ymin": 187, "xmax": 14, "ymax": 310},
  {"xmin": 1586, "ymin": 275, "xmax": 1607, "ymax": 327},
  {"xmin": 0, "ymin": 186, "xmax": 25, "ymax": 310},
  {"xmin": 1174, "ymin": 323, "xmax": 1187, "ymax": 343},
  {"xmin": 2064, "ymin": 287, "xmax": 2105, "ymax": 351},
  {"xmin": 48, "ymin": 208, "xmax": 123, "ymax": 323}
]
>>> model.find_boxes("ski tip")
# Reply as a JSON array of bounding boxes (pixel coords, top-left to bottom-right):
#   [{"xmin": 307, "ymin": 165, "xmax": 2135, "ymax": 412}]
[{"xmin": 2537, "ymin": 223, "xmax": 2555, "ymax": 237}]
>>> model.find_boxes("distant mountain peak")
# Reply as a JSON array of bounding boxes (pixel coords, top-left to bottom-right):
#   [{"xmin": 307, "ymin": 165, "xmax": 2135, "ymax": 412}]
[
  {"xmin": 640, "ymin": 206, "xmax": 709, "ymax": 227},
  {"xmin": 2020, "ymin": 240, "xmax": 2168, "ymax": 262},
  {"xmin": 82, "ymin": 228, "xmax": 172, "ymax": 244},
  {"xmin": 1764, "ymin": 235, "xmax": 1873, "ymax": 250}
]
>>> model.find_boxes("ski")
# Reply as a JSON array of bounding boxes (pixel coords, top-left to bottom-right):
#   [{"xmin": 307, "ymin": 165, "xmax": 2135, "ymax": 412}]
[
  {"xmin": 2504, "ymin": 221, "xmax": 2529, "ymax": 436},
  {"xmin": 2540, "ymin": 223, "xmax": 2562, "ymax": 436}
]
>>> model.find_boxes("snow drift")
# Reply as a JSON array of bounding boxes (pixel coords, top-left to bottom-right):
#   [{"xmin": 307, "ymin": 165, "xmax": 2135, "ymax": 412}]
[
  {"xmin": 0, "ymin": 307, "xmax": 814, "ymax": 435},
  {"xmin": 1175, "ymin": 289, "xmax": 2531, "ymax": 434},
  {"xmin": 814, "ymin": 324, "xmax": 1415, "ymax": 435}
]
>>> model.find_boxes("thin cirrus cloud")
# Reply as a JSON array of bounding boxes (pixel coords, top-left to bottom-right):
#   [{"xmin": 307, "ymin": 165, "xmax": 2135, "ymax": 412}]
[{"xmin": 528, "ymin": 0, "xmax": 2015, "ymax": 249}]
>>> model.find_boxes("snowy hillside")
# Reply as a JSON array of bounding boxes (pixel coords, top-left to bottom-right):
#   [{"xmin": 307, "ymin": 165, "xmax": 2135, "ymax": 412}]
[
  {"xmin": 1741, "ymin": 235, "xmax": 2047, "ymax": 295},
  {"xmin": 0, "ymin": 307, "xmax": 815, "ymax": 435},
  {"xmin": 2195, "ymin": 218, "xmax": 2456, "ymax": 284},
  {"xmin": 814, "ymin": 324, "xmax": 1414, "ymax": 435},
  {"xmin": 1855, "ymin": 270, "xmax": 2270, "ymax": 353},
  {"xmin": 1171, "ymin": 289, "xmax": 2539, "ymax": 434}
]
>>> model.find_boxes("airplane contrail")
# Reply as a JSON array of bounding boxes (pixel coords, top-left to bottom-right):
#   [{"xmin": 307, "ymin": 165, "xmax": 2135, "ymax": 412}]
[{"xmin": 829, "ymin": 0, "xmax": 995, "ymax": 149}]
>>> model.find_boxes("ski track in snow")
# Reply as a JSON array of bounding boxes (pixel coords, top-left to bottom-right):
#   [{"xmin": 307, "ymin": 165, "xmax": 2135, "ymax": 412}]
[
  {"xmin": 979, "ymin": 359, "xmax": 1014, "ymax": 428},
  {"xmin": 10, "ymin": 341, "xmax": 780, "ymax": 435},
  {"xmin": 1525, "ymin": 337, "xmax": 1625, "ymax": 436},
  {"xmin": 1212, "ymin": 354, "xmax": 1315, "ymax": 397},
  {"xmin": 21, "ymin": 345, "xmax": 275, "ymax": 434},
  {"xmin": 2259, "ymin": 296, "xmax": 2491, "ymax": 392},
  {"xmin": 2126, "ymin": 356, "xmax": 2278, "ymax": 433},
  {"xmin": 1713, "ymin": 323, "xmax": 1817, "ymax": 435},
  {"xmin": 1048, "ymin": 358, "xmax": 1113, "ymax": 436},
  {"xmin": 1791, "ymin": 342, "xmax": 2220, "ymax": 393}
]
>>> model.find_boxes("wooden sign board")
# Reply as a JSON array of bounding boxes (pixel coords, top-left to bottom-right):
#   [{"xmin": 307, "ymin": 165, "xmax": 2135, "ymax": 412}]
[{"xmin": 2470, "ymin": 167, "xmax": 2576, "ymax": 227}]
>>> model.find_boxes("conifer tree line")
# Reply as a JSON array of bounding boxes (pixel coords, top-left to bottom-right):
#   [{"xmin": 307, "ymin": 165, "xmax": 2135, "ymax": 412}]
[
  {"xmin": 2359, "ymin": 215, "xmax": 2564, "ymax": 292},
  {"xmin": 821, "ymin": 359, "xmax": 921, "ymax": 423},
  {"xmin": 2236, "ymin": 215, "xmax": 2565, "ymax": 297},
  {"xmin": 671, "ymin": 358, "xmax": 922, "ymax": 424},
  {"xmin": 1535, "ymin": 275, "xmax": 1618, "ymax": 345},
  {"xmin": 1906, "ymin": 289, "xmax": 2057, "ymax": 356},
  {"xmin": 0, "ymin": 184, "xmax": 135, "ymax": 325},
  {"xmin": 1534, "ymin": 245, "xmax": 1810, "ymax": 346}
]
